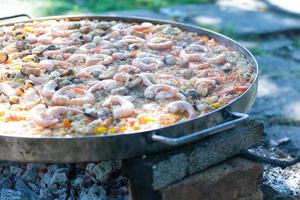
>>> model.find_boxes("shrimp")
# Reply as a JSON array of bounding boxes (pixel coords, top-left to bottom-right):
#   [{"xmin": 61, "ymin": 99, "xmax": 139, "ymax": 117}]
[
  {"xmin": 67, "ymin": 54, "xmax": 87, "ymax": 66},
  {"xmin": 29, "ymin": 74, "xmax": 49, "ymax": 85},
  {"xmin": 144, "ymin": 84, "xmax": 184, "ymax": 100},
  {"xmin": 139, "ymin": 73, "xmax": 155, "ymax": 86},
  {"xmin": 190, "ymin": 77, "xmax": 216, "ymax": 97},
  {"xmin": 119, "ymin": 35, "xmax": 145, "ymax": 45},
  {"xmin": 52, "ymin": 85, "xmax": 95, "ymax": 106},
  {"xmin": 0, "ymin": 83, "xmax": 15, "ymax": 97},
  {"xmin": 132, "ymin": 57, "xmax": 163, "ymax": 71},
  {"xmin": 131, "ymin": 22, "xmax": 153, "ymax": 33},
  {"xmin": 180, "ymin": 44, "xmax": 207, "ymax": 62},
  {"xmin": 79, "ymin": 42, "xmax": 96, "ymax": 53},
  {"xmin": 99, "ymin": 67, "xmax": 118, "ymax": 80},
  {"xmin": 86, "ymin": 54, "xmax": 113, "ymax": 66},
  {"xmin": 89, "ymin": 80, "xmax": 120, "ymax": 92},
  {"xmin": 98, "ymin": 40, "xmax": 114, "ymax": 49},
  {"xmin": 118, "ymin": 65, "xmax": 141, "ymax": 74},
  {"xmin": 147, "ymin": 37, "xmax": 174, "ymax": 50},
  {"xmin": 76, "ymin": 64, "xmax": 107, "ymax": 79},
  {"xmin": 39, "ymin": 60, "xmax": 55, "ymax": 71},
  {"xmin": 167, "ymin": 101, "xmax": 197, "ymax": 118},
  {"xmin": 113, "ymin": 72, "xmax": 130, "ymax": 83},
  {"xmin": 37, "ymin": 34, "xmax": 53, "ymax": 45},
  {"xmin": 40, "ymin": 80, "xmax": 58, "ymax": 98},
  {"xmin": 31, "ymin": 104, "xmax": 82, "ymax": 128},
  {"xmin": 102, "ymin": 96, "xmax": 135, "ymax": 119}
]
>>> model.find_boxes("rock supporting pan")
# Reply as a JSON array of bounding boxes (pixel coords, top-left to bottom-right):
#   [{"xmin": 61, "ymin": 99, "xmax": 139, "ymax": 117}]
[{"xmin": 0, "ymin": 15, "xmax": 258, "ymax": 162}]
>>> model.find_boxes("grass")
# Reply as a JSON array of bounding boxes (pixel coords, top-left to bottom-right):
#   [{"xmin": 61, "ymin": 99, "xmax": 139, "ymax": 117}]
[{"xmin": 33, "ymin": 0, "xmax": 214, "ymax": 16}]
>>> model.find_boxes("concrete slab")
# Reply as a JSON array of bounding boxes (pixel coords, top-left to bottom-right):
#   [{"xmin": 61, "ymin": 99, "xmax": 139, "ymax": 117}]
[{"xmin": 161, "ymin": 4, "xmax": 300, "ymax": 36}]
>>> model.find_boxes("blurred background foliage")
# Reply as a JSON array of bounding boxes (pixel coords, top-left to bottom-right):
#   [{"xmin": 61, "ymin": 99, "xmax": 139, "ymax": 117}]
[{"xmin": 35, "ymin": 0, "xmax": 214, "ymax": 16}]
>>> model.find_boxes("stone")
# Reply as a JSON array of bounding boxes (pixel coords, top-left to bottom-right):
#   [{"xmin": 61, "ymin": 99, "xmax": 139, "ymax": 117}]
[
  {"xmin": 161, "ymin": 4, "xmax": 300, "ymax": 36},
  {"xmin": 160, "ymin": 157, "xmax": 263, "ymax": 200},
  {"xmin": 20, "ymin": 165, "xmax": 39, "ymax": 183},
  {"xmin": 0, "ymin": 188, "xmax": 24, "ymax": 200},
  {"xmin": 79, "ymin": 185, "xmax": 107, "ymax": 200},
  {"xmin": 291, "ymin": 48, "xmax": 300, "ymax": 62},
  {"xmin": 123, "ymin": 120, "xmax": 262, "ymax": 190},
  {"xmin": 38, "ymin": 188, "xmax": 54, "ymax": 200}
]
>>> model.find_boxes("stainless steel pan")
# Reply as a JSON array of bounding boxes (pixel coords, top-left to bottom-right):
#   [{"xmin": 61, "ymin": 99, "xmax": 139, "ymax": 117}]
[{"xmin": 0, "ymin": 15, "xmax": 258, "ymax": 163}]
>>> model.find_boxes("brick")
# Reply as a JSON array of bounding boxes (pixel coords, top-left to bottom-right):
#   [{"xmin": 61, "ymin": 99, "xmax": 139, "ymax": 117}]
[
  {"xmin": 160, "ymin": 157, "xmax": 263, "ymax": 200},
  {"xmin": 123, "ymin": 120, "xmax": 263, "ymax": 190}
]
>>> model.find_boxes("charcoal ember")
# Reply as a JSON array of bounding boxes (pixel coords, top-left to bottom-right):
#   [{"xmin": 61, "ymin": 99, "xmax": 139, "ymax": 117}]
[
  {"xmin": 9, "ymin": 166, "xmax": 23, "ymax": 178},
  {"xmin": 20, "ymin": 165, "xmax": 39, "ymax": 183},
  {"xmin": 79, "ymin": 185, "xmax": 107, "ymax": 200},
  {"xmin": 15, "ymin": 179, "xmax": 39, "ymax": 200},
  {"xmin": 38, "ymin": 188, "xmax": 54, "ymax": 200},
  {"xmin": 0, "ymin": 175, "xmax": 13, "ymax": 188},
  {"xmin": 0, "ymin": 188, "xmax": 25, "ymax": 200},
  {"xmin": 86, "ymin": 161, "xmax": 113, "ymax": 183},
  {"xmin": 71, "ymin": 176, "xmax": 84, "ymax": 189}
]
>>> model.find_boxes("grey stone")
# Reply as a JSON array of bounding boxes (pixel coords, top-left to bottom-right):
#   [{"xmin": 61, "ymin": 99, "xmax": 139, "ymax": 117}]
[
  {"xmin": 79, "ymin": 185, "xmax": 107, "ymax": 200},
  {"xmin": 0, "ymin": 188, "xmax": 23, "ymax": 200},
  {"xmin": 49, "ymin": 171, "xmax": 68, "ymax": 187},
  {"xmin": 94, "ymin": 161, "xmax": 113, "ymax": 183},
  {"xmin": 162, "ymin": 4, "xmax": 300, "ymax": 36}
]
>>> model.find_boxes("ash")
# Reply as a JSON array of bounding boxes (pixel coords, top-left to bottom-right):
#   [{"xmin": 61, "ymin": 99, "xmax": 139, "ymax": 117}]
[{"xmin": 0, "ymin": 161, "xmax": 129, "ymax": 200}]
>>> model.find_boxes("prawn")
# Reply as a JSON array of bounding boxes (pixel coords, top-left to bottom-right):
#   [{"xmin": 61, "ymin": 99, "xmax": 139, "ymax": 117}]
[
  {"xmin": 89, "ymin": 80, "xmax": 120, "ymax": 92},
  {"xmin": 167, "ymin": 101, "xmax": 197, "ymax": 118},
  {"xmin": 147, "ymin": 37, "xmax": 174, "ymax": 50},
  {"xmin": 144, "ymin": 84, "xmax": 184, "ymax": 100},
  {"xmin": 31, "ymin": 104, "xmax": 82, "ymax": 128},
  {"xmin": 40, "ymin": 80, "xmax": 58, "ymax": 98},
  {"xmin": 52, "ymin": 85, "xmax": 95, "ymax": 106},
  {"xmin": 102, "ymin": 95, "xmax": 135, "ymax": 119}
]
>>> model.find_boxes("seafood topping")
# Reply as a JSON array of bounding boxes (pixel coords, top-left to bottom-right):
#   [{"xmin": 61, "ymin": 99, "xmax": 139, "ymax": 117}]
[{"xmin": 0, "ymin": 19, "xmax": 255, "ymax": 136}]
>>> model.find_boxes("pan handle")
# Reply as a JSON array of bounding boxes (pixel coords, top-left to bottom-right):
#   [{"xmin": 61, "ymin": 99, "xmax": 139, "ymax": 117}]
[
  {"xmin": 151, "ymin": 112, "xmax": 248, "ymax": 146},
  {"xmin": 0, "ymin": 14, "xmax": 32, "ymax": 21}
]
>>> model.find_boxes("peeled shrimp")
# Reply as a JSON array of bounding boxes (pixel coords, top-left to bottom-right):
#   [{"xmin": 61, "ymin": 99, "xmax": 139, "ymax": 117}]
[
  {"xmin": 31, "ymin": 104, "xmax": 82, "ymax": 128},
  {"xmin": 167, "ymin": 101, "xmax": 197, "ymax": 118},
  {"xmin": 67, "ymin": 54, "xmax": 87, "ymax": 66},
  {"xmin": 52, "ymin": 85, "xmax": 95, "ymax": 106},
  {"xmin": 147, "ymin": 37, "xmax": 174, "ymax": 50},
  {"xmin": 102, "ymin": 95, "xmax": 135, "ymax": 119},
  {"xmin": 118, "ymin": 65, "xmax": 141, "ymax": 74},
  {"xmin": 113, "ymin": 72, "xmax": 131, "ymax": 83},
  {"xmin": 132, "ymin": 57, "xmax": 163, "ymax": 71},
  {"xmin": 89, "ymin": 80, "xmax": 120, "ymax": 92},
  {"xmin": 40, "ymin": 80, "xmax": 58, "ymax": 98},
  {"xmin": 86, "ymin": 54, "xmax": 113, "ymax": 66},
  {"xmin": 75, "ymin": 64, "xmax": 107, "ymax": 79},
  {"xmin": 180, "ymin": 44, "xmax": 207, "ymax": 62},
  {"xmin": 0, "ymin": 83, "xmax": 15, "ymax": 97},
  {"xmin": 144, "ymin": 84, "xmax": 183, "ymax": 100},
  {"xmin": 119, "ymin": 35, "xmax": 144, "ymax": 45}
]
